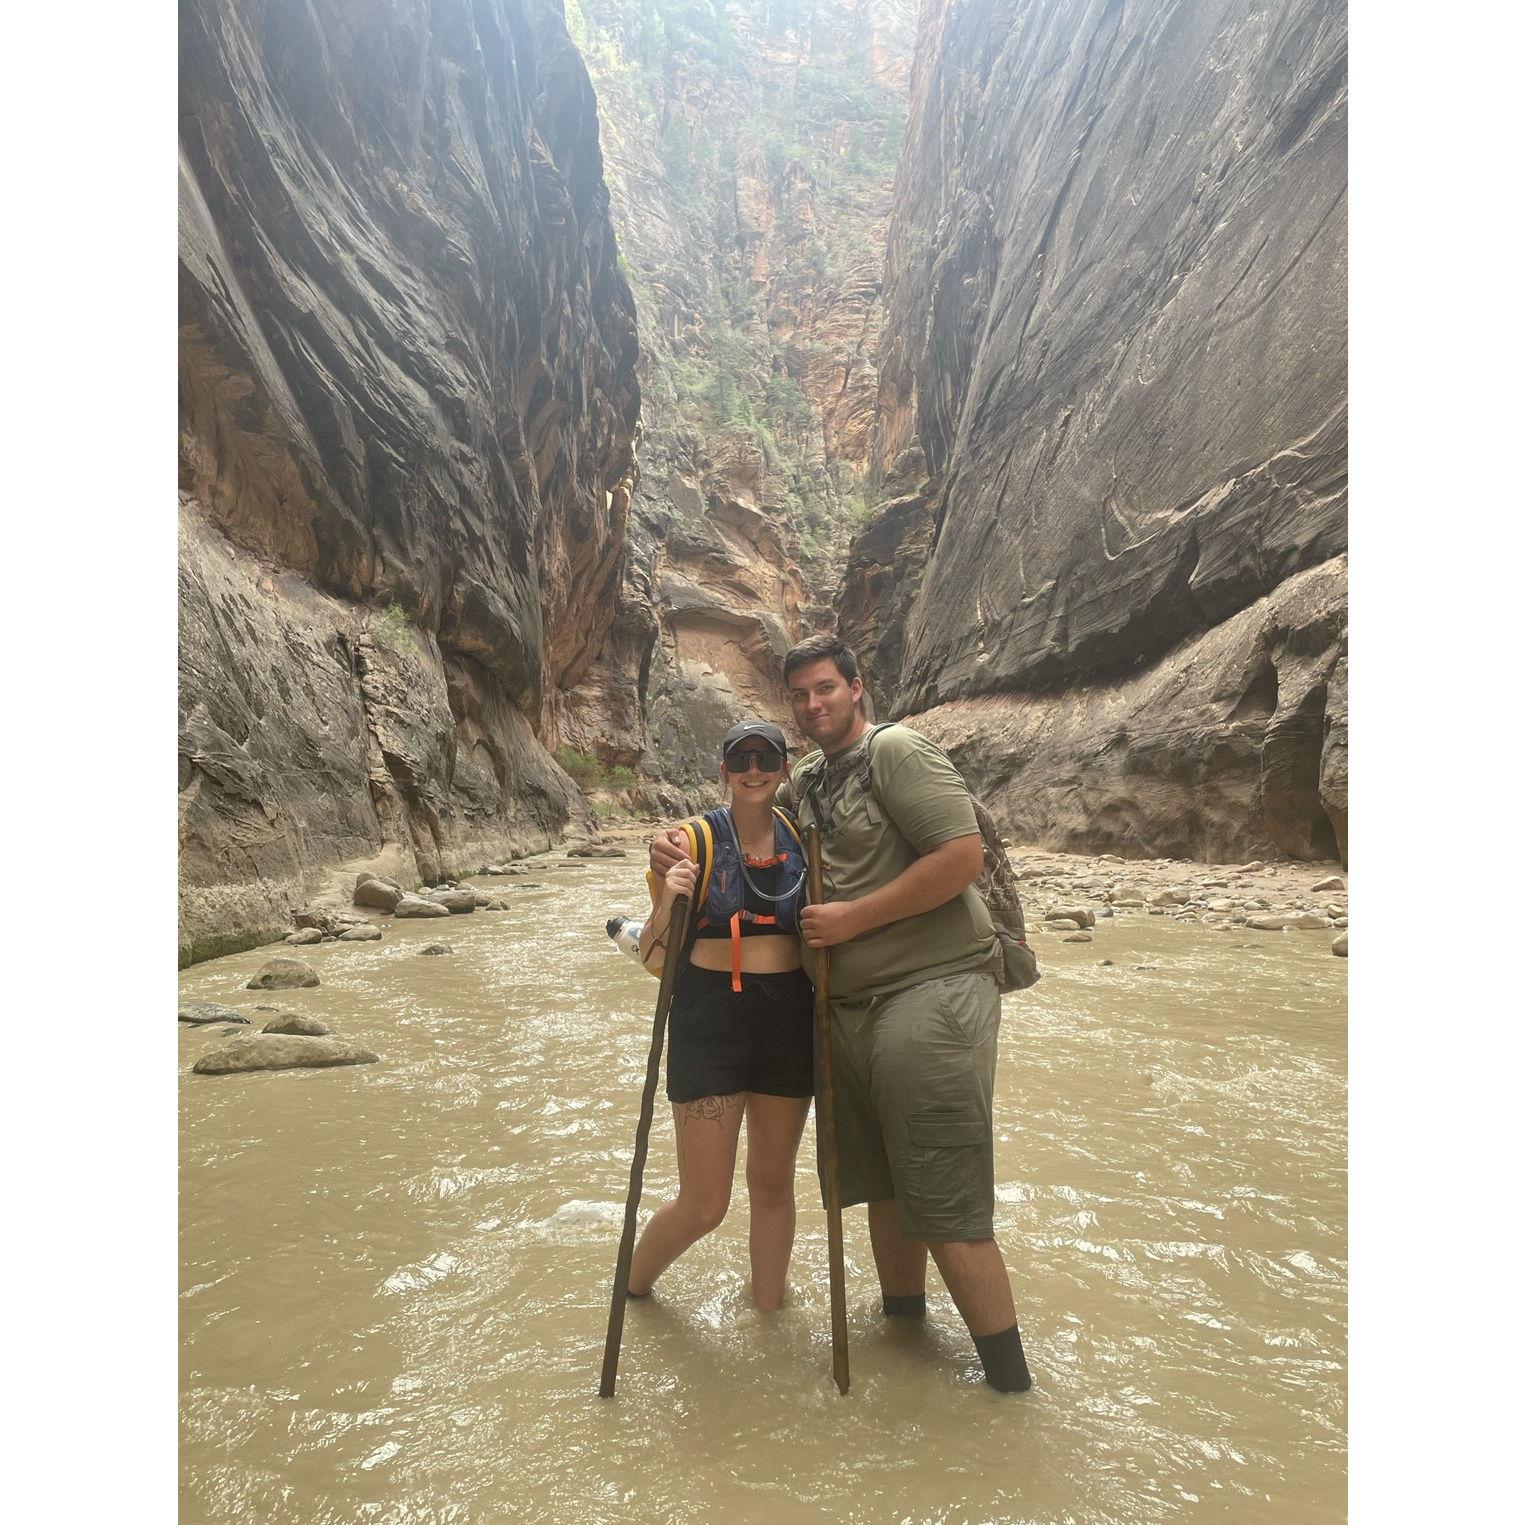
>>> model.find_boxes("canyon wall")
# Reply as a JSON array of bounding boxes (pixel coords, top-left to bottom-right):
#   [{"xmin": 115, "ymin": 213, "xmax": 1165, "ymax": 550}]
[
  {"xmin": 560, "ymin": 0, "xmax": 913, "ymax": 790},
  {"xmin": 845, "ymin": 0, "xmax": 1347, "ymax": 861},
  {"xmin": 179, "ymin": 0, "xmax": 640, "ymax": 962}
]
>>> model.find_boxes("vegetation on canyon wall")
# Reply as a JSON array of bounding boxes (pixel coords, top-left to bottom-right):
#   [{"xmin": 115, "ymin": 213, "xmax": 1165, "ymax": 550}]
[{"xmin": 570, "ymin": 0, "xmax": 909, "ymax": 585}]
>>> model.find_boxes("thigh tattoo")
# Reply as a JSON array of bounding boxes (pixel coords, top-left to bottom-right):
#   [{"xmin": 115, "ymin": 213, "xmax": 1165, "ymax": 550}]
[{"xmin": 682, "ymin": 1092, "xmax": 744, "ymax": 1126}]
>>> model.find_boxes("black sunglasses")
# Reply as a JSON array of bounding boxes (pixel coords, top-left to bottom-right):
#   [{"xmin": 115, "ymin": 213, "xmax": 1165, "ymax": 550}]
[{"xmin": 724, "ymin": 749, "xmax": 784, "ymax": 773}]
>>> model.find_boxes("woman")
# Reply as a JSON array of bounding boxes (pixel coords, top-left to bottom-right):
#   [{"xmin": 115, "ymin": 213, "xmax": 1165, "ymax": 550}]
[{"xmin": 633, "ymin": 720, "xmax": 813, "ymax": 1310}]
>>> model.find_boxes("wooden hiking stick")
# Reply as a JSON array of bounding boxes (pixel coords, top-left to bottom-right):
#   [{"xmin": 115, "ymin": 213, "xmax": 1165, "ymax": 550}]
[
  {"xmin": 805, "ymin": 823, "xmax": 850, "ymax": 1396},
  {"xmin": 599, "ymin": 892, "xmax": 691, "ymax": 1398}
]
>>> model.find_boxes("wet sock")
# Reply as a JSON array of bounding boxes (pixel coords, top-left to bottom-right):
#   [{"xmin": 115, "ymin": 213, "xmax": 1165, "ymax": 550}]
[
  {"xmin": 626, "ymin": 1287, "xmax": 651, "ymax": 1299},
  {"xmin": 882, "ymin": 1292, "xmax": 927, "ymax": 1318},
  {"xmin": 974, "ymin": 1322, "xmax": 1032, "ymax": 1393}
]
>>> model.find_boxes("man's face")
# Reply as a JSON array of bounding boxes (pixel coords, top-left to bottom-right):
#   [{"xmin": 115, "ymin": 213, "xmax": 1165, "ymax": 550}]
[{"xmin": 787, "ymin": 659, "xmax": 864, "ymax": 755}]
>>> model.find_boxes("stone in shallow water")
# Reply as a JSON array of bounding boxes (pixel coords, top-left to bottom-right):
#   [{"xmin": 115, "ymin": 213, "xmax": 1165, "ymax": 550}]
[
  {"xmin": 192, "ymin": 1034, "xmax": 379, "ymax": 1075},
  {"xmin": 1311, "ymin": 875, "xmax": 1346, "ymax": 893},
  {"xmin": 339, "ymin": 924, "xmax": 383, "ymax": 941},
  {"xmin": 419, "ymin": 943, "xmax": 454, "ymax": 956},
  {"xmin": 1332, "ymin": 933, "xmax": 1348, "ymax": 958},
  {"xmin": 394, "ymin": 896, "xmax": 451, "ymax": 919},
  {"xmin": 261, "ymin": 1013, "xmax": 332, "ymax": 1036},
  {"xmin": 1063, "ymin": 932, "xmax": 1093, "ymax": 943},
  {"xmin": 245, "ymin": 958, "xmax": 320, "ymax": 990},
  {"xmin": 427, "ymin": 889, "xmax": 478, "ymax": 915},
  {"xmin": 179, "ymin": 1002, "xmax": 249, "ymax": 1026},
  {"xmin": 285, "ymin": 927, "xmax": 323, "ymax": 945}
]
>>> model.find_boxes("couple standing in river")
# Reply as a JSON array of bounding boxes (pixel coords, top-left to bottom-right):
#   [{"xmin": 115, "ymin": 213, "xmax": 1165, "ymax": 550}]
[{"xmin": 632, "ymin": 634, "xmax": 1033, "ymax": 1394}]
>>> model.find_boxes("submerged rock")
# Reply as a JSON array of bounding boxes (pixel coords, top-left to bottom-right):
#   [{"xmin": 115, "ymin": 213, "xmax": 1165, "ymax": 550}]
[
  {"xmin": 568, "ymin": 846, "xmax": 626, "ymax": 859},
  {"xmin": 419, "ymin": 943, "xmax": 454, "ymax": 956},
  {"xmin": 1063, "ymin": 932, "xmax": 1093, "ymax": 943},
  {"xmin": 180, "ymin": 1002, "xmax": 249, "ymax": 1026},
  {"xmin": 261, "ymin": 1013, "xmax": 332, "ymax": 1036},
  {"xmin": 245, "ymin": 958, "xmax": 320, "ymax": 990},
  {"xmin": 192, "ymin": 1034, "xmax": 378, "ymax": 1075}
]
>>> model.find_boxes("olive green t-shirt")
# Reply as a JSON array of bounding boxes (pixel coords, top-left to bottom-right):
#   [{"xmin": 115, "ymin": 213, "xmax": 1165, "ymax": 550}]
[{"xmin": 781, "ymin": 724, "xmax": 1000, "ymax": 1001}]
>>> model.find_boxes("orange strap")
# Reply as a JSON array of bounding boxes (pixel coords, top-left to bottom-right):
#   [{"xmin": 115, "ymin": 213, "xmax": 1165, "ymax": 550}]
[{"xmin": 729, "ymin": 910, "xmax": 780, "ymax": 992}]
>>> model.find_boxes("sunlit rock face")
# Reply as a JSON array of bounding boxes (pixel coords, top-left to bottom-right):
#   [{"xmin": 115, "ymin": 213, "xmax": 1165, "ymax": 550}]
[
  {"xmin": 850, "ymin": 0, "xmax": 1347, "ymax": 860},
  {"xmin": 564, "ymin": 0, "xmax": 914, "ymax": 790},
  {"xmin": 179, "ymin": 0, "xmax": 640, "ymax": 961}
]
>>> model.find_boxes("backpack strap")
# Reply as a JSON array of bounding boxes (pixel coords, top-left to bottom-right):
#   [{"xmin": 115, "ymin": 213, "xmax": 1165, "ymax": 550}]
[
  {"xmin": 771, "ymin": 805, "xmax": 804, "ymax": 853},
  {"xmin": 855, "ymin": 723, "xmax": 899, "ymax": 825},
  {"xmin": 643, "ymin": 817, "xmax": 715, "ymax": 915}
]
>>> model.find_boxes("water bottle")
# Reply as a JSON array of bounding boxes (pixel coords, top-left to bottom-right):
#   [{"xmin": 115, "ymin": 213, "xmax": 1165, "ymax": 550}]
[{"xmin": 605, "ymin": 915, "xmax": 644, "ymax": 961}]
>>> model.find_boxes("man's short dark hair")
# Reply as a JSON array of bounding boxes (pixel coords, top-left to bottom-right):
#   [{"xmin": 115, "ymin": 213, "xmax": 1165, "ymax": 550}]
[{"xmin": 783, "ymin": 635, "xmax": 862, "ymax": 688}]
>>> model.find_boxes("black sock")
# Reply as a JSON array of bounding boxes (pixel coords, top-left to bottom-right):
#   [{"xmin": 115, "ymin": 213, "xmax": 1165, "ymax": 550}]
[
  {"xmin": 974, "ymin": 1322, "xmax": 1032, "ymax": 1392},
  {"xmin": 626, "ymin": 1287, "xmax": 651, "ymax": 1299},
  {"xmin": 882, "ymin": 1292, "xmax": 927, "ymax": 1318}
]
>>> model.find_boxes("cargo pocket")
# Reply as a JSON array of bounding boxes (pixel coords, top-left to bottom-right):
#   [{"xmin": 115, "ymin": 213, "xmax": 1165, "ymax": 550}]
[{"xmin": 901, "ymin": 1110, "xmax": 986, "ymax": 1238}]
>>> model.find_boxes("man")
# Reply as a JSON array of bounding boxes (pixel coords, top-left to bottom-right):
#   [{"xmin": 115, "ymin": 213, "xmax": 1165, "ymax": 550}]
[{"xmin": 649, "ymin": 634, "xmax": 1032, "ymax": 1392}]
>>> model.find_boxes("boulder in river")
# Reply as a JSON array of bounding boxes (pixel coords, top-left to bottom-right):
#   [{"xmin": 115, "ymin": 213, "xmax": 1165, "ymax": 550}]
[
  {"xmin": 394, "ymin": 896, "xmax": 452, "ymax": 919},
  {"xmin": 568, "ymin": 845, "xmax": 627, "ymax": 858},
  {"xmin": 1046, "ymin": 918, "xmax": 1082, "ymax": 932},
  {"xmin": 428, "ymin": 889, "xmax": 478, "ymax": 915},
  {"xmin": 1333, "ymin": 933, "xmax": 1349, "ymax": 958},
  {"xmin": 192, "ymin": 1035, "xmax": 379, "ymax": 1075},
  {"xmin": 338, "ymin": 923, "xmax": 383, "ymax": 941},
  {"xmin": 285, "ymin": 927, "xmax": 323, "ymax": 946},
  {"xmin": 1246, "ymin": 915, "xmax": 1291, "ymax": 931},
  {"xmin": 245, "ymin": 958, "xmax": 320, "ymax": 990},
  {"xmin": 1285, "ymin": 913, "xmax": 1334, "ymax": 930},
  {"xmin": 180, "ymin": 1002, "xmax": 250, "ymax": 1026},
  {"xmin": 419, "ymin": 943, "xmax": 454, "ymax": 956},
  {"xmin": 354, "ymin": 877, "xmax": 405, "ymax": 911},
  {"xmin": 261, "ymin": 1013, "xmax": 332, "ymax": 1036},
  {"xmin": 1046, "ymin": 906, "xmax": 1096, "ymax": 928}
]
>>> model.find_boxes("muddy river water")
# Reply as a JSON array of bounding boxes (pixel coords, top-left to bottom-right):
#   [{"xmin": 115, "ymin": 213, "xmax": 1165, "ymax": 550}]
[{"xmin": 180, "ymin": 851, "xmax": 1345, "ymax": 1523}]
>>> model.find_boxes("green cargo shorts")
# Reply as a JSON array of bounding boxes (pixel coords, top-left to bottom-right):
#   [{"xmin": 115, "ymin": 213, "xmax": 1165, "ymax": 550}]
[{"xmin": 815, "ymin": 969, "xmax": 1001, "ymax": 1242}]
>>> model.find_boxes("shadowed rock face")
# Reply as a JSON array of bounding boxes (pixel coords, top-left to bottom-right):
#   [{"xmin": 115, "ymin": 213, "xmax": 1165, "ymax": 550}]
[
  {"xmin": 179, "ymin": 0, "xmax": 640, "ymax": 961},
  {"xmin": 847, "ymin": 0, "xmax": 1347, "ymax": 859}
]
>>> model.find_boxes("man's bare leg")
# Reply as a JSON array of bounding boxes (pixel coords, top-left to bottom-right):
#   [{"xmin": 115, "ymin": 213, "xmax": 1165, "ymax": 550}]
[
  {"xmin": 867, "ymin": 1199, "xmax": 928, "ymax": 1306},
  {"xmin": 926, "ymin": 1238, "xmax": 1016, "ymax": 1336},
  {"xmin": 929, "ymin": 1237, "xmax": 1030, "ymax": 1391}
]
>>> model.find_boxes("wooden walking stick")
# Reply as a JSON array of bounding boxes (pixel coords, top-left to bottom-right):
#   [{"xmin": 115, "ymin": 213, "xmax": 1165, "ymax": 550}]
[
  {"xmin": 806, "ymin": 823, "xmax": 850, "ymax": 1395},
  {"xmin": 599, "ymin": 892, "xmax": 691, "ymax": 1399}
]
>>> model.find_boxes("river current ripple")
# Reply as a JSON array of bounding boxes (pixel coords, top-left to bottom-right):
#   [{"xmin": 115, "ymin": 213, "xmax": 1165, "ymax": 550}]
[{"xmin": 180, "ymin": 851, "xmax": 1345, "ymax": 1523}]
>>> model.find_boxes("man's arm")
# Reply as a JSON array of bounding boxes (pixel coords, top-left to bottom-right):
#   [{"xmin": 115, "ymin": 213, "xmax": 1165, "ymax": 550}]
[
  {"xmin": 649, "ymin": 827, "xmax": 690, "ymax": 878},
  {"xmin": 799, "ymin": 832, "xmax": 983, "ymax": 947}
]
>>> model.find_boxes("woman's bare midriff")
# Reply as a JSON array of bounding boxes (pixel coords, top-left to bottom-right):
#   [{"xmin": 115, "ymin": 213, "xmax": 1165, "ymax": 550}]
[{"xmin": 686, "ymin": 932, "xmax": 803, "ymax": 975}]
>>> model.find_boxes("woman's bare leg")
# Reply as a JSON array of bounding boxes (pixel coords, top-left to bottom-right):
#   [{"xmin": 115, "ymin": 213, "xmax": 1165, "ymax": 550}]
[
  {"xmin": 743, "ymin": 1094, "xmax": 812, "ymax": 1310},
  {"xmin": 628, "ymin": 1093, "xmax": 745, "ymax": 1296}
]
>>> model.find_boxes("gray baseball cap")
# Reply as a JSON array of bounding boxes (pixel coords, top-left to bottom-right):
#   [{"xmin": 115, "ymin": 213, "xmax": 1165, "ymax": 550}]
[{"xmin": 721, "ymin": 721, "xmax": 788, "ymax": 759}]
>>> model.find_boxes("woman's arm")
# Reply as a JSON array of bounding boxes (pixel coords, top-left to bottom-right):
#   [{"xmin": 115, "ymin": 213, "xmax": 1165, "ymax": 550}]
[{"xmin": 639, "ymin": 857, "xmax": 698, "ymax": 970}]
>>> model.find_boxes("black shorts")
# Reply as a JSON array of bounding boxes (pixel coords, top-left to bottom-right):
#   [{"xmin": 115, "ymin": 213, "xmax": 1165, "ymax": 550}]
[{"xmin": 665, "ymin": 965, "xmax": 815, "ymax": 1104}]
